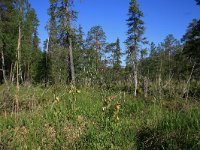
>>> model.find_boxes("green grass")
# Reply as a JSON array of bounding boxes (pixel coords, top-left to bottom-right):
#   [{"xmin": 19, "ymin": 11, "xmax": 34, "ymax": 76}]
[{"xmin": 0, "ymin": 84, "xmax": 200, "ymax": 149}]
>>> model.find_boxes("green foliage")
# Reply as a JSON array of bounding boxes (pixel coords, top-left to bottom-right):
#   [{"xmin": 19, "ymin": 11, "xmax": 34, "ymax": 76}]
[
  {"xmin": 106, "ymin": 38, "xmax": 122, "ymax": 70},
  {"xmin": 82, "ymin": 25, "xmax": 108, "ymax": 84},
  {"xmin": 34, "ymin": 51, "xmax": 52, "ymax": 84},
  {"xmin": 0, "ymin": 0, "xmax": 18, "ymax": 79},
  {"xmin": 183, "ymin": 19, "xmax": 200, "ymax": 64},
  {"xmin": 0, "ymin": 0, "xmax": 40, "ymax": 84},
  {"xmin": 136, "ymin": 109, "xmax": 200, "ymax": 149},
  {"xmin": 1, "ymin": 0, "xmax": 200, "ymax": 148},
  {"xmin": 86, "ymin": 25, "xmax": 107, "ymax": 68},
  {"xmin": 46, "ymin": 0, "xmax": 77, "ymax": 84},
  {"xmin": 1, "ymin": 85, "xmax": 200, "ymax": 149},
  {"xmin": 125, "ymin": 0, "xmax": 146, "ymax": 66}
]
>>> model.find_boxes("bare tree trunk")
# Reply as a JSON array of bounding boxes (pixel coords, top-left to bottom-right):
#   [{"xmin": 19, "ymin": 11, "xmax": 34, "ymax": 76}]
[
  {"xmin": 16, "ymin": 5, "xmax": 22, "ymax": 91},
  {"xmin": 11, "ymin": 62, "xmax": 16, "ymax": 83},
  {"xmin": 45, "ymin": 37, "xmax": 49, "ymax": 87},
  {"xmin": 69, "ymin": 37, "xmax": 75, "ymax": 85},
  {"xmin": 1, "ymin": 49, "xmax": 7, "ymax": 85},
  {"xmin": 16, "ymin": 26, "xmax": 20, "ymax": 90},
  {"xmin": 131, "ymin": 41, "xmax": 138, "ymax": 97},
  {"xmin": 15, "ymin": 0, "xmax": 22, "ymax": 119},
  {"xmin": 133, "ymin": 59, "xmax": 138, "ymax": 97}
]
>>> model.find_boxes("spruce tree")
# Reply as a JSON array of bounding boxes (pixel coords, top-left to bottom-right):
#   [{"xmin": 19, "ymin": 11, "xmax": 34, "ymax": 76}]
[
  {"xmin": 73, "ymin": 25, "xmax": 86, "ymax": 82},
  {"xmin": 1, "ymin": 1, "xmax": 17, "ymax": 83},
  {"xmin": 125, "ymin": 0, "xmax": 145, "ymax": 96},
  {"xmin": 182, "ymin": 19, "xmax": 200, "ymax": 78},
  {"xmin": 46, "ymin": 0, "xmax": 57, "ymax": 84},
  {"xmin": 47, "ymin": 0, "xmax": 77, "ymax": 85},
  {"xmin": 106, "ymin": 38, "xmax": 122, "ymax": 70},
  {"xmin": 149, "ymin": 42, "xmax": 158, "ymax": 81},
  {"xmin": 22, "ymin": 6, "xmax": 40, "ymax": 82},
  {"xmin": 114, "ymin": 38, "xmax": 122, "ymax": 70}
]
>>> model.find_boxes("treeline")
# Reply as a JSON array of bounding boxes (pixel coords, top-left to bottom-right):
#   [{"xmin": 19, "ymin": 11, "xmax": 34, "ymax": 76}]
[
  {"xmin": 0, "ymin": 0, "xmax": 199, "ymax": 99},
  {"xmin": 0, "ymin": 0, "xmax": 40, "ymax": 85}
]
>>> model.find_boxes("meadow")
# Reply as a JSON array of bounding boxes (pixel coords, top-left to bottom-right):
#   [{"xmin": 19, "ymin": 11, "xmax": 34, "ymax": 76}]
[{"xmin": 0, "ymin": 84, "xmax": 200, "ymax": 149}]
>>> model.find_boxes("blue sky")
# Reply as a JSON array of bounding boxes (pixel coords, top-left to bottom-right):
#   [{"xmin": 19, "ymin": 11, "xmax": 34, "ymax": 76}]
[{"xmin": 29, "ymin": 0, "xmax": 200, "ymax": 53}]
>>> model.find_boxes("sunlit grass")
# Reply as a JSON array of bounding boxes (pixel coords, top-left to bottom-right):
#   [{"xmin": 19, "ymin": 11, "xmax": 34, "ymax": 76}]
[{"xmin": 0, "ymin": 84, "xmax": 200, "ymax": 149}]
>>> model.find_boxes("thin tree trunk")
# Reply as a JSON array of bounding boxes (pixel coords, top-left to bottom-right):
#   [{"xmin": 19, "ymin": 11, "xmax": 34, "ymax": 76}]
[
  {"xmin": 15, "ymin": 0, "xmax": 22, "ymax": 119},
  {"xmin": 168, "ymin": 49, "xmax": 172, "ymax": 97},
  {"xmin": 16, "ymin": 5, "xmax": 22, "ymax": 91},
  {"xmin": 95, "ymin": 35, "xmax": 99, "ymax": 71},
  {"xmin": 158, "ymin": 58, "xmax": 163, "ymax": 100},
  {"xmin": 20, "ymin": 65, "xmax": 23, "ymax": 84},
  {"xmin": 16, "ymin": 28, "xmax": 20, "ymax": 90},
  {"xmin": 133, "ymin": 59, "xmax": 137, "ymax": 97},
  {"xmin": 69, "ymin": 37, "xmax": 75, "ymax": 85},
  {"xmin": 11, "ymin": 62, "xmax": 16, "ymax": 83},
  {"xmin": 27, "ymin": 63, "xmax": 30, "ymax": 82},
  {"xmin": 132, "ymin": 40, "xmax": 138, "ymax": 97},
  {"xmin": 9, "ymin": 63, "xmax": 13, "ymax": 82},
  {"xmin": 45, "ymin": 37, "xmax": 49, "ymax": 87},
  {"xmin": 182, "ymin": 62, "xmax": 196, "ymax": 100},
  {"xmin": 144, "ymin": 76, "xmax": 148, "ymax": 98},
  {"xmin": 1, "ymin": 49, "xmax": 7, "ymax": 85},
  {"xmin": 64, "ymin": 3, "xmax": 75, "ymax": 85}
]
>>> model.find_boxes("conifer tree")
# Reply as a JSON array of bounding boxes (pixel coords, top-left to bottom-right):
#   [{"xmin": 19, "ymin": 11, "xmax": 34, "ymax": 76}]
[
  {"xmin": 125, "ymin": 0, "xmax": 145, "ymax": 96},
  {"xmin": 84, "ymin": 26, "xmax": 106, "ymax": 85},
  {"xmin": 48, "ymin": 0, "xmax": 57, "ymax": 53},
  {"xmin": 86, "ymin": 26, "xmax": 106, "ymax": 71},
  {"xmin": 182, "ymin": 19, "xmax": 200, "ymax": 64},
  {"xmin": 0, "ymin": 2, "xmax": 6, "ymax": 84},
  {"xmin": 73, "ymin": 25, "xmax": 86, "ymax": 81},
  {"xmin": 106, "ymin": 38, "xmax": 122, "ymax": 70},
  {"xmin": 148, "ymin": 42, "xmax": 158, "ymax": 81},
  {"xmin": 47, "ymin": 0, "xmax": 76, "ymax": 85},
  {"xmin": 46, "ymin": 0, "xmax": 57, "ymax": 84},
  {"xmin": 1, "ymin": 1, "xmax": 16, "ymax": 83},
  {"xmin": 108, "ymin": 38, "xmax": 123, "ymax": 84},
  {"xmin": 22, "ymin": 6, "xmax": 40, "ymax": 82},
  {"xmin": 182, "ymin": 19, "xmax": 200, "ymax": 79},
  {"xmin": 114, "ymin": 38, "xmax": 122, "ymax": 70},
  {"xmin": 162, "ymin": 34, "xmax": 177, "ymax": 81},
  {"xmin": 16, "ymin": 0, "xmax": 23, "ymax": 90}
]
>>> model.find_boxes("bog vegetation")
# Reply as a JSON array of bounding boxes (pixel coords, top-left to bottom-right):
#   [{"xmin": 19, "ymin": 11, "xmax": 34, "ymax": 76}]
[{"xmin": 0, "ymin": 0, "xmax": 200, "ymax": 149}]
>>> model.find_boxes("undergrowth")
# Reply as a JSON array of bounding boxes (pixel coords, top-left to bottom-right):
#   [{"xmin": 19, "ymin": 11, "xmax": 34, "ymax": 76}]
[{"xmin": 0, "ymin": 84, "xmax": 200, "ymax": 149}]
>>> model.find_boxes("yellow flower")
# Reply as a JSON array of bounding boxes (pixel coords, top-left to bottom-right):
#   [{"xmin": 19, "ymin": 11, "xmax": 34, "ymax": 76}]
[
  {"xmin": 115, "ymin": 104, "xmax": 121, "ymax": 110},
  {"xmin": 55, "ymin": 97, "xmax": 59, "ymax": 102},
  {"xmin": 76, "ymin": 90, "xmax": 81, "ymax": 93}
]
